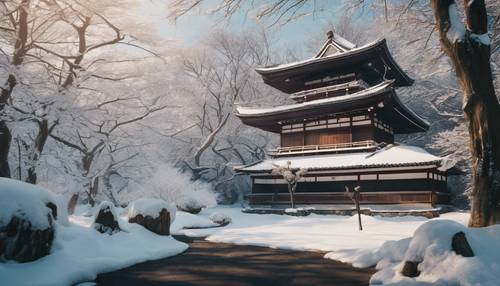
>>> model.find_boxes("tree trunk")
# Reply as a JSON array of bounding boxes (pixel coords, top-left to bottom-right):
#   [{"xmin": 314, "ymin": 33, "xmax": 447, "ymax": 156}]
[
  {"xmin": 193, "ymin": 113, "xmax": 230, "ymax": 167},
  {"xmin": 26, "ymin": 119, "xmax": 56, "ymax": 184},
  {"xmin": 431, "ymin": 0, "xmax": 500, "ymax": 227},
  {"xmin": 88, "ymin": 177, "xmax": 99, "ymax": 207},
  {"xmin": 288, "ymin": 184, "xmax": 295, "ymax": 208},
  {"xmin": 0, "ymin": 121, "xmax": 12, "ymax": 177},
  {"xmin": 67, "ymin": 193, "xmax": 79, "ymax": 215},
  {"xmin": 0, "ymin": 0, "xmax": 30, "ymax": 178}
]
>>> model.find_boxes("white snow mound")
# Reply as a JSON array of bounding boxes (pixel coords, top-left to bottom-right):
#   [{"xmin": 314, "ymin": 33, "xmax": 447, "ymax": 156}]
[
  {"xmin": 329, "ymin": 219, "xmax": 500, "ymax": 286},
  {"xmin": 0, "ymin": 177, "xmax": 57, "ymax": 230}
]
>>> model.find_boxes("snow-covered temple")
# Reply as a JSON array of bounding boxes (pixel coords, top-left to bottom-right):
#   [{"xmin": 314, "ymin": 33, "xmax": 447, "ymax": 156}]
[{"xmin": 234, "ymin": 31, "xmax": 458, "ymax": 206}]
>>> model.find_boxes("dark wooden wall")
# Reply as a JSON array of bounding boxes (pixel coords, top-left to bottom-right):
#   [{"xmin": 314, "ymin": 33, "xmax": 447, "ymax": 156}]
[
  {"xmin": 249, "ymin": 170, "xmax": 450, "ymax": 205},
  {"xmin": 280, "ymin": 126, "xmax": 393, "ymax": 147},
  {"xmin": 252, "ymin": 179, "xmax": 447, "ymax": 194}
]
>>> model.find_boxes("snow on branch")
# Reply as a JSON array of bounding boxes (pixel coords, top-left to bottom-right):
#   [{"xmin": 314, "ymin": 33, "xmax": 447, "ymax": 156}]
[{"xmin": 447, "ymin": 3, "xmax": 466, "ymax": 43}]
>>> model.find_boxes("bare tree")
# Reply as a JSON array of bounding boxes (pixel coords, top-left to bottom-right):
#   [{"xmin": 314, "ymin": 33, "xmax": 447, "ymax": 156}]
[
  {"xmin": 50, "ymin": 101, "xmax": 168, "ymax": 206},
  {"xmin": 0, "ymin": 0, "xmax": 156, "ymax": 184},
  {"xmin": 0, "ymin": 0, "xmax": 30, "ymax": 177},
  {"xmin": 176, "ymin": 30, "xmax": 274, "ymax": 201}
]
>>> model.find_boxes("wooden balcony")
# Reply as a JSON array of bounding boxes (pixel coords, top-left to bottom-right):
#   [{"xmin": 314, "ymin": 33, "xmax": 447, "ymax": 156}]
[
  {"xmin": 290, "ymin": 80, "xmax": 368, "ymax": 102},
  {"xmin": 267, "ymin": 140, "xmax": 378, "ymax": 157}
]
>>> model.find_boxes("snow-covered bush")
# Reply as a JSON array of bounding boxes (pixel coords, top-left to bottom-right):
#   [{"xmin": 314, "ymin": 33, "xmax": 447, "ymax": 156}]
[
  {"xmin": 209, "ymin": 212, "xmax": 232, "ymax": 225},
  {"xmin": 0, "ymin": 178, "xmax": 58, "ymax": 262},
  {"xmin": 141, "ymin": 165, "xmax": 217, "ymax": 212},
  {"xmin": 128, "ymin": 198, "xmax": 176, "ymax": 235}
]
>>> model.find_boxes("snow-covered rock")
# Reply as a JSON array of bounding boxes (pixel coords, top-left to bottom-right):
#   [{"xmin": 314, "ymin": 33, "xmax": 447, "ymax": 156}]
[
  {"xmin": 0, "ymin": 209, "xmax": 188, "ymax": 286},
  {"xmin": 128, "ymin": 198, "xmax": 176, "ymax": 235},
  {"xmin": 128, "ymin": 198, "xmax": 176, "ymax": 222},
  {"xmin": 177, "ymin": 197, "xmax": 204, "ymax": 214},
  {"xmin": 209, "ymin": 212, "xmax": 231, "ymax": 226},
  {"xmin": 93, "ymin": 201, "xmax": 120, "ymax": 235},
  {"xmin": 0, "ymin": 178, "xmax": 58, "ymax": 262}
]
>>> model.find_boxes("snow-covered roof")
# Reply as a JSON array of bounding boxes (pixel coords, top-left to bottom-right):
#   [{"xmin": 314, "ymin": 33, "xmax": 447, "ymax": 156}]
[
  {"xmin": 255, "ymin": 38, "xmax": 384, "ymax": 74},
  {"xmin": 235, "ymin": 145, "xmax": 446, "ymax": 173},
  {"xmin": 236, "ymin": 80, "xmax": 392, "ymax": 117},
  {"xmin": 314, "ymin": 32, "xmax": 357, "ymax": 57}
]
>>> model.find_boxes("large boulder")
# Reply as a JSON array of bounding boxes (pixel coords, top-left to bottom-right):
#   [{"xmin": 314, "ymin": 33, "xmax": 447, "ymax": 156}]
[
  {"xmin": 0, "ymin": 178, "xmax": 57, "ymax": 263},
  {"xmin": 128, "ymin": 198, "xmax": 176, "ymax": 236},
  {"xmin": 93, "ymin": 201, "xmax": 120, "ymax": 235}
]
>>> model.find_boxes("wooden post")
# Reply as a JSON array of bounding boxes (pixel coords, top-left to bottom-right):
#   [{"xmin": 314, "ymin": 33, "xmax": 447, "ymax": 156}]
[{"xmin": 346, "ymin": 186, "xmax": 363, "ymax": 231}]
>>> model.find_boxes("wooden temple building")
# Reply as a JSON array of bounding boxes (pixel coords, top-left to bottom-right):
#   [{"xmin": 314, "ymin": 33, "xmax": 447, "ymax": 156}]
[{"xmin": 234, "ymin": 31, "xmax": 457, "ymax": 206}]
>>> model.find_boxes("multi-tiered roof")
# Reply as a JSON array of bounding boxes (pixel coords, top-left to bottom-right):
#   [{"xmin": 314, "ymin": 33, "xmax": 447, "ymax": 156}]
[{"xmin": 236, "ymin": 32, "xmax": 427, "ymax": 136}]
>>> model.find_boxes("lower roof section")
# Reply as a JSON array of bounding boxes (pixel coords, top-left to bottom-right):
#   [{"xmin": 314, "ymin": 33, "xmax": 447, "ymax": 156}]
[
  {"xmin": 235, "ymin": 144, "xmax": 457, "ymax": 174},
  {"xmin": 234, "ymin": 81, "xmax": 429, "ymax": 133}
]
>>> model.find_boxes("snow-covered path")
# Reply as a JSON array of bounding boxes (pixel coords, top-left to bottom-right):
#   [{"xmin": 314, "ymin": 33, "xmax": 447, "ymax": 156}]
[{"xmin": 95, "ymin": 235, "xmax": 375, "ymax": 286}]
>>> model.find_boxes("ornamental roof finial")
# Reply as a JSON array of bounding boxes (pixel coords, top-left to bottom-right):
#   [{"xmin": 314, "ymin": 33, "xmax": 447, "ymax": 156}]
[{"xmin": 326, "ymin": 30, "xmax": 334, "ymax": 40}]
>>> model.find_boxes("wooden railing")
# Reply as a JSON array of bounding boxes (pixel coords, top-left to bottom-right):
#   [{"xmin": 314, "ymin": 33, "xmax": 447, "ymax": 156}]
[
  {"xmin": 290, "ymin": 80, "xmax": 367, "ymax": 100},
  {"xmin": 268, "ymin": 140, "xmax": 378, "ymax": 156}
]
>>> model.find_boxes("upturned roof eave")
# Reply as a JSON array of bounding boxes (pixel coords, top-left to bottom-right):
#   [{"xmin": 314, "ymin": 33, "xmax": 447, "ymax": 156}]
[
  {"xmin": 235, "ymin": 80, "xmax": 394, "ymax": 118},
  {"xmin": 255, "ymin": 38, "xmax": 414, "ymax": 88}
]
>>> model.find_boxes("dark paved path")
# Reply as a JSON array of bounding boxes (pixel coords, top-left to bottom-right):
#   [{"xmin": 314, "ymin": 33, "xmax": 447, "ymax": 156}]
[{"xmin": 96, "ymin": 235, "xmax": 375, "ymax": 286}]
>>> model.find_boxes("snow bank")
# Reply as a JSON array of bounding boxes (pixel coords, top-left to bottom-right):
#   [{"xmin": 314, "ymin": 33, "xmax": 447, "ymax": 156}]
[
  {"xmin": 171, "ymin": 212, "xmax": 218, "ymax": 230},
  {"xmin": 0, "ymin": 214, "xmax": 187, "ymax": 286},
  {"xmin": 128, "ymin": 198, "xmax": 177, "ymax": 222},
  {"xmin": 173, "ymin": 206, "xmax": 467, "ymax": 251},
  {"xmin": 0, "ymin": 178, "xmax": 57, "ymax": 230},
  {"xmin": 141, "ymin": 165, "xmax": 217, "ymax": 210},
  {"xmin": 329, "ymin": 219, "xmax": 500, "ymax": 286}
]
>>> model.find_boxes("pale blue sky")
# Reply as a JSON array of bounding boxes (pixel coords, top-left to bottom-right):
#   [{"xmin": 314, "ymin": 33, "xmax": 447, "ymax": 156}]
[{"xmin": 142, "ymin": 1, "xmax": 356, "ymax": 56}]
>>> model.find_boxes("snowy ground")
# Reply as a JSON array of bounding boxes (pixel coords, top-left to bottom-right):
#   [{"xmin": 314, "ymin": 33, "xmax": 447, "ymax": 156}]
[
  {"xmin": 0, "ymin": 208, "xmax": 187, "ymax": 286},
  {"xmin": 3, "ymin": 203, "xmax": 497, "ymax": 286},
  {"xmin": 173, "ymin": 206, "xmax": 469, "ymax": 253},
  {"xmin": 173, "ymin": 206, "xmax": 500, "ymax": 285}
]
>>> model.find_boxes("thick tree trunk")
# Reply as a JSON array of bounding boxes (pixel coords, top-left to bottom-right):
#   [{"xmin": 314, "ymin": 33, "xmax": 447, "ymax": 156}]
[{"xmin": 431, "ymin": 0, "xmax": 500, "ymax": 227}]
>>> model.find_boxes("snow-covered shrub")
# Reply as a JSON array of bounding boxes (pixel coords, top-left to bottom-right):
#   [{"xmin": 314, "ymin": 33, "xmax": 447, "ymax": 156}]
[
  {"xmin": 128, "ymin": 198, "xmax": 176, "ymax": 235},
  {"xmin": 0, "ymin": 178, "xmax": 58, "ymax": 262},
  {"xmin": 93, "ymin": 201, "xmax": 120, "ymax": 235},
  {"xmin": 209, "ymin": 212, "xmax": 232, "ymax": 225},
  {"xmin": 141, "ymin": 165, "xmax": 217, "ymax": 212}
]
